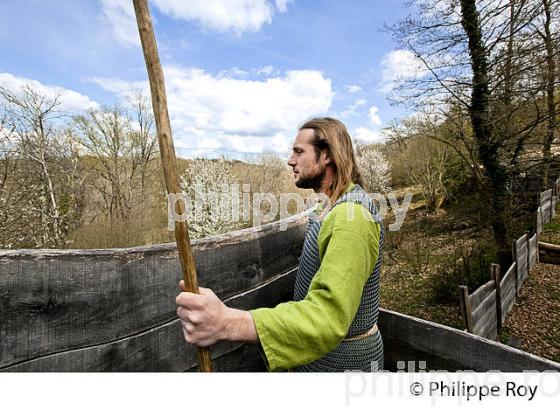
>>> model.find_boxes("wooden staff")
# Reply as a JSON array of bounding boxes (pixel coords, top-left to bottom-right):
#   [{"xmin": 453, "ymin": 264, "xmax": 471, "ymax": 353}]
[{"xmin": 132, "ymin": 0, "xmax": 213, "ymax": 372}]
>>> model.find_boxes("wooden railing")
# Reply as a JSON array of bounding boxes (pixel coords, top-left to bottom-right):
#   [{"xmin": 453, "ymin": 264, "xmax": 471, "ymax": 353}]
[
  {"xmin": 0, "ymin": 212, "xmax": 309, "ymax": 371},
  {"xmin": 460, "ymin": 177, "xmax": 559, "ymax": 340}
]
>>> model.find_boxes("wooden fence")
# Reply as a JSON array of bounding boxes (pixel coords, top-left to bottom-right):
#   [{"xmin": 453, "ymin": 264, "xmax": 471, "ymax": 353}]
[
  {"xmin": 3, "ymin": 205, "xmax": 560, "ymax": 372},
  {"xmin": 460, "ymin": 178, "xmax": 558, "ymax": 341},
  {"xmin": 0, "ymin": 213, "xmax": 308, "ymax": 371}
]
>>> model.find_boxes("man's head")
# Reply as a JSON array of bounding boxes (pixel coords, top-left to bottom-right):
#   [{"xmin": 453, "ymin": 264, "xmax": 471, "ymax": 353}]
[{"xmin": 287, "ymin": 117, "xmax": 363, "ymax": 203}]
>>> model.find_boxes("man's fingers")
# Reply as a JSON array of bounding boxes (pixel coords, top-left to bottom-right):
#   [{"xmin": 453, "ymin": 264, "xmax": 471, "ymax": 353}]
[
  {"xmin": 176, "ymin": 306, "xmax": 190, "ymax": 320},
  {"xmin": 181, "ymin": 320, "xmax": 195, "ymax": 334},
  {"xmin": 198, "ymin": 287, "xmax": 212, "ymax": 296},
  {"xmin": 179, "ymin": 280, "xmax": 186, "ymax": 291},
  {"xmin": 176, "ymin": 306, "xmax": 202, "ymax": 326},
  {"xmin": 181, "ymin": 326, "xmax": 194, "ymax": 344},
  {"xmin": 175, "ymin": 291, "xmax": 202, "ymax": 309}
]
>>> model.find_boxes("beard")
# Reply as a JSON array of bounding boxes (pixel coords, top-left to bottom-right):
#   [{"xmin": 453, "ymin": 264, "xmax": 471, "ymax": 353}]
[{"xmin": 295, "ymin": 166, "xmax": 326, "ymax": 190}]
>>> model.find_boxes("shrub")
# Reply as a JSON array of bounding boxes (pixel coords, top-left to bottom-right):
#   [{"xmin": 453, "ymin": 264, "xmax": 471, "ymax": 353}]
[
  {"xmin": 356, "ymin": 145, "xmax": 391, "ymax": 194},
  {"xmin": 180, "ymin": 157, "xmax": 243, "ymax": 238},
  {"xmin": 429, "ymin": 241, "xmax": 496, "ymax": 304}
]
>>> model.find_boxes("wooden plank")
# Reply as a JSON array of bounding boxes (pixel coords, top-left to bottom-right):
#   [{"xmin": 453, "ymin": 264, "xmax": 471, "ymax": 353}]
[
  {"xmin": 529, "ymin": 234, "xmax": 538, "ymax": 270},
  {"xmin": 473, "ymin": 305, "xmax": 496, "ymax": 334},
  {"xmin": 516, "ymin": 235, "xmax": 527, "ymax": 257},
  {"xmin": 541, "ymin": 190, "xmax": 552, "ymax": 224},
  {"xmin": 539, "ymin": 240, "xmax": 560, "ymax": 264},
  {"xmin": 1, "ymin": 267, "xmax": 298, "ymax": 371},
  {"xmin": 471, "ymin": 290, "xmax": 496, "ymax": 325},
  {"xmin": 481, "ymin": 319, "xmax": 497, "ymax": 340},
  {"xmin": 469, "ymin": 280, "xmax": 494, "ymax": 309},
  {"xmin": 379, "ymin": 309, "xmax": 560, "ymax": 372},
  {"xmin": 0, "ymin": 214, "xmax": 308, "ymax": 368},
  {"xmin": 502, "ymin": 281, "xmax": 516, "ymax": 303},
  {"xmin": 517, "ymin": 258, "xmax": 528, "ymax": 285},
  {"xmin": 501, "ymin": 269, "xmax": 516, "ymax": 300},
  {"xmin": 537, "ymin": 206, "xmax": 543, "ymax": 236},
  {"xmin": 520, "ymin": 266, "xmax": 529, "ymax": 286},
  {"xmin": 541, "ymin": 189, "xmax": 552, "ymax": 202},
  {"xmin": 473, "ymin": 309, "xmax": 497, "ymax": 340},
  {"xmin": 459, "ymin": 286, "xmax": 473, "ymax": 333},
  {"xmin": 491, "ymin": 264, "xmax": 501, "ymax": 331},
  {"xmin": 501, "ymin": 286, "xmax": 516, "ymax": 320},
  {"xmin": 501, "ymin": 262, "xmax": 516, "ymax": 284},
  {"xmin": 517, "ymin": 257, "xmax": 528, "ymax": 271}
]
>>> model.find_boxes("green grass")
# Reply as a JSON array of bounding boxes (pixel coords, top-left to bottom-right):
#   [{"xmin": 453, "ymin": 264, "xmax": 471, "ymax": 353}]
[
  {"xmin": 498, "ymin": 330, "xmax": 510, "ymax": 344},
  {"xmin": 544, "ymin": 219, "xmax": 560, "ymax": 232}
]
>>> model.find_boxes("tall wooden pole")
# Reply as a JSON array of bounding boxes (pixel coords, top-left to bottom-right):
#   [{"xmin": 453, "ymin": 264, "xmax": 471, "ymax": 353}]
[{"xmin": 132, "ymin": 0, "xmax": 213, "ymax": 372}]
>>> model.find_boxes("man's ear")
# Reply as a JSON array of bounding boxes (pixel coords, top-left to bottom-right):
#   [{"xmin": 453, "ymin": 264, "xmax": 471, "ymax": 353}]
[{"xmin": 322, "ymin": 150, "xmax": 332, "ymax": 165}]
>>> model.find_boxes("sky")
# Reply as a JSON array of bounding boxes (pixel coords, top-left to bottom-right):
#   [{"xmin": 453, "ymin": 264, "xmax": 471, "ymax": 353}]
[{"xmin": 0, "ymin": 0, "xmax": 418, "ymax": 159}]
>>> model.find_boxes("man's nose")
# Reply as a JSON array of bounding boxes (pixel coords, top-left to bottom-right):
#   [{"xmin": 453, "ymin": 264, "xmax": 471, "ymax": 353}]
[{"xmin": 287, "ymin": 155, "xmax": 296, "ymax": 167}]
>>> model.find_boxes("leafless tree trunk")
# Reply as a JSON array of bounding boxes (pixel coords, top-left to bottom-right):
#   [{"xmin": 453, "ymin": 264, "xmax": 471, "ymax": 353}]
[
  {"xmin": 539, "ymin": 0, "xmax": 558, "ymax": 188},
  {"xmin": 74, "ymin": 98, "xmax": 158, "ymax": 221},
  {"xmin": 128, "ymin": 92, "xmax": 158, "ymax": 207},
  {"xmin": 74, "ymin": 106, "xmax": 132, "ymax": 219},
  {"xmin": 460, "ymin": 0, "xmax": 512, "ymax": 265}
]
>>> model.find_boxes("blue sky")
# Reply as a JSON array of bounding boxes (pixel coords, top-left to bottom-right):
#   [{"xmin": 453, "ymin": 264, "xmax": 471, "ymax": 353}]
[{"xmin": 0, "ymin": 0, "xmax": 418, "ymax": 158}]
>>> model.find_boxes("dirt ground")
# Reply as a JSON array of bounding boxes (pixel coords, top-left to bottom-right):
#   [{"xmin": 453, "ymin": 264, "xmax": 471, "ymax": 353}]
[
  {"xmin": 501, "ymin": 262, "xmax": 560, "ymax": 363},
  {"xmin": 500, "ymin": 217, "xmax": 560, "ymax": 363},
  {"xmin": 379, "ymin": 188, "xmax": 560, "ymax": 363}
]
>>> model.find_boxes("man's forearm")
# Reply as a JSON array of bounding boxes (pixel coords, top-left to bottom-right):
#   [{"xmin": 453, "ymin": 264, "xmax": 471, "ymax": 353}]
[{"xmin": 223, "ymin": 307, "xmax": 259, "ymax": 344}]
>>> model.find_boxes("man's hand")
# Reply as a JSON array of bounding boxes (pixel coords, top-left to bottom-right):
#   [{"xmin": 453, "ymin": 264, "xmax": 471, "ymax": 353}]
[{"xmin": 176, "ymin": 280, "xmax": 259, "ymax": 347}]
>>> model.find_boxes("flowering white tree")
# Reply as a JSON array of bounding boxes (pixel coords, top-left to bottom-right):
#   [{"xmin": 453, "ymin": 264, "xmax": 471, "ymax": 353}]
[
  {"xmin": 356, "ymin": 146, "xmax": 391, "ymax": 194},
  {"xmin": 180, "ymin": 157, "xmax": 242, "ymax": 238},
  {"xmin": 0, "ymin": 85, "xmax": 84, "ymax": 248}
]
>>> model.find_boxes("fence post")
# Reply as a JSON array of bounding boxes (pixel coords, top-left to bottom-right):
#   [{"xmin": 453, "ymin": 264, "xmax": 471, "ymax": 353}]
[
  {"xmin": 459, "ymin": 285, "xmax": 473, "ymax": 333},
  {"xmin": 549, "ymin": 189, "xmax": 554, "ymax": 222},
  {"xmin": 491, "ymin": 263, "xmax": 502, "ymax": 333},
  {"xmin": 536, "ymin": 235, "xmax": 540, "ymax": 264},
  {"xmin": 512, "ymin": 239, "xmax": 520, "ymax": 298},
  {"xmin": 554, "ymin": 180, "xmax": 559, "ymax": 219},
  {"xmin": 526, "ymin": 230, "xmax": 531, "ymax": 272}
]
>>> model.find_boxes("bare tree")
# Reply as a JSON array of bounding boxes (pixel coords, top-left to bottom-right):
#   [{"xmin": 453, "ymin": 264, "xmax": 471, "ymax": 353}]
[
  {"xmin": 387, "ymin": 0, "xmax": 559, "ymax": 264},
  {"xmin": 128, "ymin": 92, "xmax": 158, "ymax": 206},
  {"xmin": 74, "ymin": 105, "xmax": 132, "ymax": 219},
  {"xmin": 0, "ymin": 85, "xmax": 84, "ymax": 248},
  {"xmin": 408, "ymin": 137, "xmax": 453, "ymax": 212},
  {"xmin": 73, "ymin": 97, "xmax": 157, "ymax": 221},
  {"xmin": 535, "ymin": 0, "xmax": 560, "ymax": 187}
]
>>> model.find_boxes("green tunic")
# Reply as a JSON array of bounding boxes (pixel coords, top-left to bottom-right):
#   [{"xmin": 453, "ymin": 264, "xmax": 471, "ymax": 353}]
[{"xmin": 250, "ymin": 184, "xmax": 381, "ymax": 371}]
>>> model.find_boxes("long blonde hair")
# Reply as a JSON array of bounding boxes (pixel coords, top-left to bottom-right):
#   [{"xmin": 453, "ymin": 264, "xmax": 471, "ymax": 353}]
[{"xmin": 299, "ymin": 117, "xmax": 363, "ymax": 207}]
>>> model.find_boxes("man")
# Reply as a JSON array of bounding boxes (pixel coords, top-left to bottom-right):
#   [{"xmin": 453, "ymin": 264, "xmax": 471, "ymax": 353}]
[{"xmin": 176, "ymin": 117, "xmax": 383, "ymax": 371}]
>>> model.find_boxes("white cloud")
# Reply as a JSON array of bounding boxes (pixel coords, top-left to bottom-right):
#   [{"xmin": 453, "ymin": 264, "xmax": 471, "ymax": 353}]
[
  {"xmin": 354, "ymin": 127, "xmax": 384, "ymax": 144},
  {"xmin": 380, "ymin": 50, "xmax": 427, "ymax": 93},
  {"xmin": 92, "ymin": 66, "xmax": 332, "ymax": 156},
  {"xmin": 0, "ymin": 72, "xmax": 99, "ymax": 113},
  {"xmin": 100, "ymin": 0, "xmax": 140, "ymax": 47},
  {"xmin": 340, "ymin": 98, "xmax": 367, "ymax": 118},
  {"xmin": 256, "ymin": 65, "xmax": 274, "ymax": 75},
  {"xmin": 368, "ymin": 105, "xmax": 382, "ymax": 126},
  {"xmin": 275, "ymin": 0, "xmax": 293, "ymax": 13},
  {"xmin": 346, "ymin": 85, "xmax": 362, "ymax": 94},
  {"xmin": 152, "ymin": 0, "xmax": 274, "ymax": 35},
  {"xmin": 100, "ymin": 0, "xmax": 289, "ymax": 46}
]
